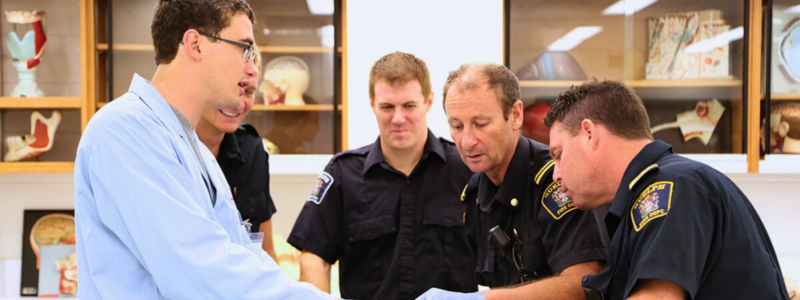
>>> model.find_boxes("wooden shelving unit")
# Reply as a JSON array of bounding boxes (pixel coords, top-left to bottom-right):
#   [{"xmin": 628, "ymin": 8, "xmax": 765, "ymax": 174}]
[
  {"xmin": 97, "ymin": 103, "xmax": 341, "ymax": 111},
  {"xmin": 763, "ymin": 94, "xmax": 800, "ymax": 101},
  {"xmin": 0, "ymin": 97, "xmax": 82, "ymax": 109},
  {"xmin": 519, "ymin": 79, "xmax": 742, "ymax": 88},
  {"xmin": 96, "ymin": 43, "xmax": 333, "ymax": 53},
  {"xmin": 0, "ymin": 162, "xmax": 75, "ymax": 174},
  {"xmin": 251, "ymin": 104, "xmax": 336, "ymax": 111}
]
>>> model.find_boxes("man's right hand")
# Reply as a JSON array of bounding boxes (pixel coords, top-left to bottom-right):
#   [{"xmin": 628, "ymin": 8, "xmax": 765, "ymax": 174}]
[{"xmin": 415, "ymin": 288, "xmax": 486, "ymax": 300}]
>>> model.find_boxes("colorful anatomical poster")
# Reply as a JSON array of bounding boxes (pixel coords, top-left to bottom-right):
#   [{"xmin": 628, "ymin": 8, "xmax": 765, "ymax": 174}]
[
  {"xmin": 37, "ymin": 245, "xmax": 77, "ymax": 298},
  {"xmin": 20, "ymin": 210, "xmax": 75, "ymax": 297}
]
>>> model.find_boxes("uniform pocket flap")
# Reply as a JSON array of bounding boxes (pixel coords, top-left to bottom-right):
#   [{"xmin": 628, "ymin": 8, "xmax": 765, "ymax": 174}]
[
  {"xmin": 423, "ymin": 205, "xmax": 465, "ymax": 227},
  {"xmin": 346, "ymin": 215, "xmax": 396, "ymax": 242},
  {"xmin": 476, "ymin": 246, "xmax": 496, "ymax": 273}
]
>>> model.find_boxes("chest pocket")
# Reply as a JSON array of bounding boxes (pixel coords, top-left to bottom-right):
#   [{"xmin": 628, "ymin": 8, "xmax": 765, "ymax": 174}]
[
  {"xmin": 346, "ymin": 215, "xmax": 397, "ymax": 278},
  {"xmin": 423, "ymin": 205, "xmax": 470, "ymax": 268},
  {"xmin": 521, "ymin": 239, "xmax": 552, "ymax": 278},
  {"xmin": 347, "ymin": 215, "xmax": 397, "ymax": 242},
  {"xmin": 236, "ymin": 189, "xmax": 267, "ymax": 223}
]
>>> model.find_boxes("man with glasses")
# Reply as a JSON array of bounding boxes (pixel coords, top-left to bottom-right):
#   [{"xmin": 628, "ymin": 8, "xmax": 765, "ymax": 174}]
[
  {"xmin": 418, "ymin": 63, "xmax": 608, "ymax": 300},
  {"xmin": 74, "ymin": 1, "xmax": 333, "ymax": 299}
]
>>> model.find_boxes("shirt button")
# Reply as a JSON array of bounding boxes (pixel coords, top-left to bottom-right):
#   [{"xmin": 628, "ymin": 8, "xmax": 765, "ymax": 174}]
[
  {"xmin": 445, "ymin": 218, "xmax": 452, "ymax": 224},
  {"xmin": 233, "ymin": 187, "xmax": 237, "ymax": 196},
  {"xmin": 368, "ymin": 230, "xmax": 374, "ymax": 237},
  {"xmin": 404, "ymin": 238, "xmax": 411, "ymax": 245},
  {"xmin": 249, "ymin": 208, "xmax": 255, "ymax": 214},
  {"xmin": 511, "ymin": 198, "xmax": 519, "ymax": 207},
  {"xmin": 405, "ymin": 179, "xmax": 411, "ymax": 185},
  {"xmin": 582, "ymin": 276, "xmax": 588, "ymax": 283}
]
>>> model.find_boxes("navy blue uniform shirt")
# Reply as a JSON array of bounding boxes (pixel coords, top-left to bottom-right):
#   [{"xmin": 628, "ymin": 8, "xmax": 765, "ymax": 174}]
[
  {"xmin": 288, "ymin": 130, "xmax": 476, "ymax": 300},
  {"xmin": 217, "ymin": 124, "xmax": 277, "ymax": 232},
  {"xmin": 463, "ymin": 136, "xmax": 609, "ymax": 287},
  {"xmin": 583, "ymin": 140, "xmax": 790, "ymax": 299}
]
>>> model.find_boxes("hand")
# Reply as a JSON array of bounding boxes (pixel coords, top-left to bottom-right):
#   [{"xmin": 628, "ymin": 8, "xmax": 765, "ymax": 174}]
[{"xmin": 415, "ymin": 288, "xmax": 486, "ymax": 300}]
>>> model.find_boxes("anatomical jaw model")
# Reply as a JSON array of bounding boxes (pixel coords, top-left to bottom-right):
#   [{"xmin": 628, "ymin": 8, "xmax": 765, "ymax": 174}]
[
  {"xmin": 651, "ymin": 99, "xmax": 726, "ymax": 145},
  {"xmin": 4, "ymin": 110, "xmax": 61, "ymax": 162},
  {"xmin": 4, "ymin": 10, "xmax": 47, "ymax": 97}
]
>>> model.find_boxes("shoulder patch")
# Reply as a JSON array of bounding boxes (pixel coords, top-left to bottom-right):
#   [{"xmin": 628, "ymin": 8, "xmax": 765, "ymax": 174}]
[
  {"xmin": 631, "ymin": 181, "xmax": 673, "ymax": 231},
  {"xmin": 307, "ymin": 172, "xmax": 334, "ymax": 205},
  {"xmin": 535, "ymin": 160, "xmax": 555, "ymax": 185},
  {"xmin": 541, "ymin": 181, "xmax": 577, "ymax": 219}
]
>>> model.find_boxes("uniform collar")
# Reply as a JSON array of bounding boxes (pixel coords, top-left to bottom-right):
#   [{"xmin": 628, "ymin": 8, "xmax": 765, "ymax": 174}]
[
  {"xmin": 362, "ymin": 129, "xmax": 445, "ymax": 175},
  {"xmin": 220, "ymin": 131, "xmax": 244, "ymax": 164},
  {"xmin": 608, "ymin": 140, "xmax": 673, "ymax": 219},
  {"xmin": 478, "ymin": 135, "xmax": 530, "ymax": 210},
  {"xmin": 127, "ymin": 73, "xmax": 187, "ymax": 139}
]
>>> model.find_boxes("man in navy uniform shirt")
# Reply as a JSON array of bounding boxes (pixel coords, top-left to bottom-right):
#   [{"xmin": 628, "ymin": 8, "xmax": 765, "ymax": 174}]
[
  {"xmin": 288, "ymin": 52, "xmax": 476, "ymax": 300},
  {"xmin": 544, "ymin": 80, "xmax": 790, "ymax": 299},
  {"xmin": 418, "ymin": 63, "xmax": 608, "ymax": 300}
]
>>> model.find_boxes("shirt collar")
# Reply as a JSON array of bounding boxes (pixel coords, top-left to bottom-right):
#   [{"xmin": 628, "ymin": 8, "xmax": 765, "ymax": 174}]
[
  {"xmin": 127, "ymin": 73, "xmax": 187, "ymax": 139},
  {"xmin": 608, "ymin": 140, "xmax": 673, "ymax": 219},
  {"xmin": 478, "ymin": 135, "xmax": 530, "ymax": 210},
  {"xmin": 220, "ymin": 132, "xmax": 244, "ymax": 163},
  {"xmin": 362, "ymin": 129, "xmax": 445, "ymax": 175}
]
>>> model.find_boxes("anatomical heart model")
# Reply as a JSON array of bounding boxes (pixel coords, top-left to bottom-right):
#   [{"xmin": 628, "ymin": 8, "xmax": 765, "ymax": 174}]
[
  {"xmin": 4, "ymin": 10, "xmax": 47, "ymax": 97},
  {"xmin": 651, "ymin": 99, "xmax": 725, "ymax": 145},
  {"xmin": 4, "ymin": 110, "xmax": 61, "ymax": 161}
]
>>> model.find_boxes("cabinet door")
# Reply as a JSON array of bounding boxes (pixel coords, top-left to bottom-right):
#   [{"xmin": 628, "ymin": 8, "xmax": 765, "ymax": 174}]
[
  {"xmin": 508, "ymin": 0, "xmax": 747, "ymax": 155},
  {"xmin": 763, "ymin": 0, "xmax": 800, "ymax": 172},
  {"xmin": 96, "ymin": 0, "xmax": 341, "ymax": 155}
]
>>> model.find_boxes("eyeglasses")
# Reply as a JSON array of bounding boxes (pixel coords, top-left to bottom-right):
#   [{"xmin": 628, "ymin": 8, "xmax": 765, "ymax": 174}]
[{"xmin": 198, "ymin": 32, "xmax": 256, "ymax": 62}]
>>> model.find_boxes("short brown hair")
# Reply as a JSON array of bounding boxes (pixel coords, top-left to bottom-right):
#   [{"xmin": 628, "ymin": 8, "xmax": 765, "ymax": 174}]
[
  {"xmin": 544, "ymin": 80, "xmax": 653, "ymax": 140},
  {"xmin": 442, "ymin": 63, "xmax": 520, "ymax": 120},
  {"xmin": 151, "ymin": 0, "xmax": 255, "ymax": 65},
  {"xmin": 368, "ymin": 52, "xmax": 431, "ymax": 101}
]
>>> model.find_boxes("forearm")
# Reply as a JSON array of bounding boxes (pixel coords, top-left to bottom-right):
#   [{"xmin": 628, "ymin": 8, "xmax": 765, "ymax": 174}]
[
  {"xmin": 482, "ymin": 274, "xmax": 586, "ymax": 300},
  {"xmin": 299, "ymin": 251, "xmax": 332, "ymax": 293},
  {"xmin": 483, "ymin": 261, "xmax": 604, "ymax": 300},
  {"xmin": 259, "ymin": 220, "xmax": 277, "ymax": 261}
]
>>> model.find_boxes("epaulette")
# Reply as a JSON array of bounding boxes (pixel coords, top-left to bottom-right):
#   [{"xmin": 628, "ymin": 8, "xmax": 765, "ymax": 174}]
[
  {"xmin": 628, "ymin": 164, "xmax": 659, "ymax": 190},
  {"xmin": 329, "ymin": 145, "xmax": 371, "ymax": 165},
  {"xmin": 236, "ymin": 123, "xmax": 260, "ymax": 137},
  {"xmin": 534, "ymin": 159, "xmax": 555, "ymax": 185},
  {"xmin": 461, "ymin": 173, "xmax": 481, "ymax": 202}
]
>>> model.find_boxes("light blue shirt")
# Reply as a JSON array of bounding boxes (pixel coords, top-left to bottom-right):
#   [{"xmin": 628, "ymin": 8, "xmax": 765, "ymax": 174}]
[{"xmin": 74, "ymin": 74, "xmax": 333, "ymax": 300}]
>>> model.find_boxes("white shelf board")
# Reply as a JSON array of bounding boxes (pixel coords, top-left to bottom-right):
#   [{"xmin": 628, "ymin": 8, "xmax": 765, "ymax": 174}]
[
  {"xmin": 268, "ymin": 155, "xmax": 332, "ymax": 174},
  {"xmin": 678, "ymin": 154, "xmax": 748, "ymax": 174},
  {"xmin": 760, "ymin": 155, "xmax": 800, "ymax": 174}
]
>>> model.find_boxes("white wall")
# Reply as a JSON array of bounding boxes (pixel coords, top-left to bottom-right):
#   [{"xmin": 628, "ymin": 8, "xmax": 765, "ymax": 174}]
[
  {"xmin": 2, "ymin": 173, "xmax": 799, "ymax": 279},
  {"xmin": 346, "ymin": 0, "xmax": 504, "ymax": 149}
]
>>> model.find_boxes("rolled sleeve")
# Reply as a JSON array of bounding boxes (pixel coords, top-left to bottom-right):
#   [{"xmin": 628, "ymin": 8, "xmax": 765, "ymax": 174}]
[
  {"xmin": 288, "ymin": 163, "xmax": 343, "ymax": 264},
  {"xmin": 539, "ymin": 188, "xmax": 610, "ymax": 274}
]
